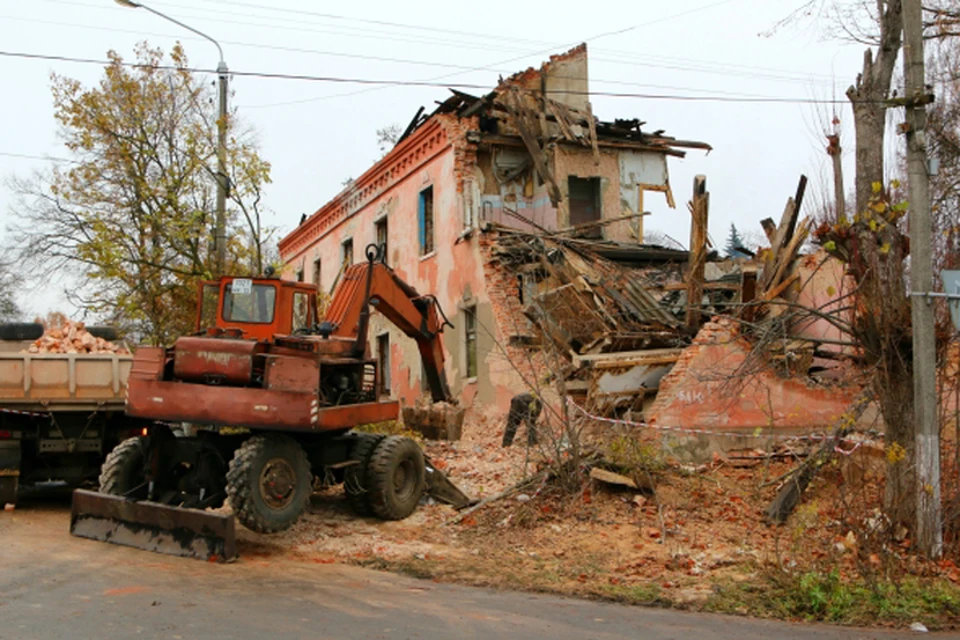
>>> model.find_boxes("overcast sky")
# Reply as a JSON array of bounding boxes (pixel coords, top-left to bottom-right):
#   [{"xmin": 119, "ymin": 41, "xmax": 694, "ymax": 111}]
[{"xmin": 1, "ymin": 0, "xmax": 877, "ymax": 317}]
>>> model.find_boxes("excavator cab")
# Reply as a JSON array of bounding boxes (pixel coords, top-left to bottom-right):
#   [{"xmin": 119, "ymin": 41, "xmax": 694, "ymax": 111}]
[{"xmin": 196, "ymin": 276, "xmax": 319, "ymax": 342}]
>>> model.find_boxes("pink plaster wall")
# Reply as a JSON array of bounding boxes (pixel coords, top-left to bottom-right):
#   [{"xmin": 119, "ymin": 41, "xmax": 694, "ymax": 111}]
[{"xmin": 648, "ymin": 318, "xmax": 861, "ymax": 431}]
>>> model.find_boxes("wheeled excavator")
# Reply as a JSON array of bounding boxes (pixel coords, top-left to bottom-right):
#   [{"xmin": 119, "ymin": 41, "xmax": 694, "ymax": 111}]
[{"xmin": 70, "ymin": 244, "xmax": 471, "ymax": 561}]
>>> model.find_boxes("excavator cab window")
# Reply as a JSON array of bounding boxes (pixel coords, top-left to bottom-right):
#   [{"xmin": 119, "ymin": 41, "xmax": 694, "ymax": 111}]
[
  {"xmin": 223, "ymin": 280, "xmax": 277, "ymax": 324},
  {"xmin": 292, "ymin": 291, "xmax": 311, "ymax": 331}
]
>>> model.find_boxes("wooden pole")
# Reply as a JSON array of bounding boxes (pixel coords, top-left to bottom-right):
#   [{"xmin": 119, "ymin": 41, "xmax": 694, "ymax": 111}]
[{"xmin": 685, "ymin": 176, "xmax": 708, "ymax": 331}]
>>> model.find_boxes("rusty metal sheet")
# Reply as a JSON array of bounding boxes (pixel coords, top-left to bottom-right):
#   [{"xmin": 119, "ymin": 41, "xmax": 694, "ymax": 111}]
[
  {"xmin": 70, "ymin": 489, "xmax": 236, "ymax": 562},
  {"xmin": 264, "ymin": 355, "xmax": 319, "ymax": 393},
  {"xmin": 316, "ymin": 401, "xmax": 399, "ymax": 430},
  {"xmin": 127, "ymin": 377, "xmax": 399, "ymax": 432},
  {"xmin": 127, "ymin": 378, "xmax": 314, "ymax": 429},
  {"xmin": 173, "ymin": 337, "xmax": 265, "ymax": 386}
]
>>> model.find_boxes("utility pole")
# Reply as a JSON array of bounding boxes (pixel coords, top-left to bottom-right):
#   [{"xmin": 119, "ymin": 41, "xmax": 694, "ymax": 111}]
[
  {"xmin": 115, "ymin": 0, "xmax": 229, "ymax": 276},
  {"xmin": 215, "ymin": 61, "xmax": 229, "ymax": 276},
  {"xmin": 904, "ymin": 0, "xmax": 942, "ymax": 558}
]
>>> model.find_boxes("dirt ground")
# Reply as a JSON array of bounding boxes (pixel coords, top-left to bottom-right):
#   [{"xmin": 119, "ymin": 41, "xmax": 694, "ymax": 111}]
[{"xmin": 232, "ymin": 413, "xmax": 960, "ymax": 630}]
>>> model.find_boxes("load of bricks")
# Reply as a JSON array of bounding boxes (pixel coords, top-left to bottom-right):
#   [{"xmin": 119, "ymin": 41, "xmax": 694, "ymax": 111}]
[{"xmin": 23, "ymin": 321, "xmax": 128, "ymax": 355}]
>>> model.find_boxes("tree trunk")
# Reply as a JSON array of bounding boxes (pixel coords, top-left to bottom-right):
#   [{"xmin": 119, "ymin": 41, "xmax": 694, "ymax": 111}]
[
  {"xmin": 846, "ymin": 1, "xmax": 904, "ymax": 215},
  {"xmin": 844, "ymin": 0, "xmax": 912, "ymax": 526}
]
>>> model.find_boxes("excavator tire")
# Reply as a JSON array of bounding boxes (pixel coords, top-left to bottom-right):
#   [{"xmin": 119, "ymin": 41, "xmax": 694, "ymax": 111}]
[
  {"xmin": 367, "ymin": 436, "xmax": 425, "ymax": 521},
  {"xmin": 344, "ymin": 433, "xmax": 385, "ymax": 516},
  {"xmin": 99, "ymin": 436, "xmax": 147, "ymax": 497},
  {"xmin": 226, "ymin": 434, "xmax": 312, "ymax": 533}
]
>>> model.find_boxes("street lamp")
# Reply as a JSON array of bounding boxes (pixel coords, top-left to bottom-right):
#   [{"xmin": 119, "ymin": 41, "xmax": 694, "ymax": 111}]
[{"xmin": 115, "ymin": 0, "xmax": 230, "ymax": 277}]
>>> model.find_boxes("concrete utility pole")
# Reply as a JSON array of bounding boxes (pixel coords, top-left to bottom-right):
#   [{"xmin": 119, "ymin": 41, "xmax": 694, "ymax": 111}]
[
  {"xmin": 903, "ymin": 0, "xmax": 942, "ymax": 558},
  {"xmin": 115, "ymin": 0, "xmax": 229, "ymax": 276}
]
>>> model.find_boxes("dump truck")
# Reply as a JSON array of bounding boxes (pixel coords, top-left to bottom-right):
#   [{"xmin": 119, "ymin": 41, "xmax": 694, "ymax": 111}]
[
  {"xmin": 0, "ymin": 324, "xmax": 144, "ymax": 505},
  {"xmin": 71, "ymin": 244, "xmax": 470, "ymax": 561}
]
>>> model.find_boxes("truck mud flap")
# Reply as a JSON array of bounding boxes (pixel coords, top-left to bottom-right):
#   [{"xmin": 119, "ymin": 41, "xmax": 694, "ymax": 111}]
[
  {"xmin": 423, "ymin": 457, "xmax": 475, "ymax": 510},
  {"xmin": 69, "ymin": 489, "xmax": 237, "ymax": 562}
]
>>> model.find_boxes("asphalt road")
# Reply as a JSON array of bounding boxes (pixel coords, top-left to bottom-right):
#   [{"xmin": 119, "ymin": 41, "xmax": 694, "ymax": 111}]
[{"xmin": 0, "ymin": 497, "xmax": 946, "ymax": 640}]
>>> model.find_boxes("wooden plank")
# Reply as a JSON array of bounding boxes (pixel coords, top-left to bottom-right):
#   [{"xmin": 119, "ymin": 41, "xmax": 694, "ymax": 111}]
[
  {"xmin": 761, "ymin": 272, "xmax": 800, "ymax": 302},
  {"xmin": 586, "ymin": 101, "xmax": 601, "ymax": 163},
  {"xmin": 767, "ymin": 217, "xmax": 811, "ymax": 295},
  {"xmin": 760, "ymin": 218, "xmax": 777, "ymax": 244},
  {"xmin": 685, "ymin": 175, "xmax": 709, "ymax": 330},
  {"xmin": 758, "ymin": 197, "xmax": 798, "ymax": 292}
]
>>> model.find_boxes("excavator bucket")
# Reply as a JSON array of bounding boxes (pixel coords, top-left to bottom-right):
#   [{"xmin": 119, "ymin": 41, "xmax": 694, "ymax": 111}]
[
  {"xmin": 69, "ymin": 489, "xmax": 237, "ymax": 562},
  {"xmin": 402, "ymin": 403, "xmax": 466, "ymax": 441},
  {"xmin": 424, "ymin": 457, "xmax": 475, "ymax": 509}
]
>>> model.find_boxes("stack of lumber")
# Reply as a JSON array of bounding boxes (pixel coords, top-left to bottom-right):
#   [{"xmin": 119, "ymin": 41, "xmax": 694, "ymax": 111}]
[{"xmin": 23, "ymin": 321, "xmax": 127, "ymax": 355}]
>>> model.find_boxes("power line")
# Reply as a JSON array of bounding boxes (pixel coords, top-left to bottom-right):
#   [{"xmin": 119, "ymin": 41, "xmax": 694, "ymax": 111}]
[
  {"xmin": 0, "ymin": 151, "xmax": 76, "ymax": 163},
  {"xmin": 0, "ymin": 49, "xmax": 864, "ymax": 105},
  {"xmin": 5, "ymin": 13, "xmax": 838, "ymax": 92}
]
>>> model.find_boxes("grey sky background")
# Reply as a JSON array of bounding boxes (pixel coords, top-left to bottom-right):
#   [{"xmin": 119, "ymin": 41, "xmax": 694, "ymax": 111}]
[{"xmin": 1, "ymin": 0, "xmax": 875, "ymax": 318}]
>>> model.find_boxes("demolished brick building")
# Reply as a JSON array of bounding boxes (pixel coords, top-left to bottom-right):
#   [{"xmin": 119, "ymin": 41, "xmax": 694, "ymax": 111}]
[
  {"xmin": 279, "ymin": 44, "xmax": 865, "ymax": 435},
  {"xmin": 279, "ymin": 44, "xmax": 711, "ymax": 417}
]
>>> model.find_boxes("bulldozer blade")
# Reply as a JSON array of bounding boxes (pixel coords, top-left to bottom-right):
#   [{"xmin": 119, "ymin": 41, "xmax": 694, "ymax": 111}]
[
  {"xmin": 424, "ymin": 457, "xmax": 475, "ymax": 509},
  {"xmin": 70, "ymin": 489, "xmax": 237, "ymax": 563}
]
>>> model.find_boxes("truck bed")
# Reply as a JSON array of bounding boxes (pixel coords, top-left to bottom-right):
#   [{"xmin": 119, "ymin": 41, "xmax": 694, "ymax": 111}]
[{"xmin": 0, "ymin": 353, "xmax": 132, "ymax": 412}]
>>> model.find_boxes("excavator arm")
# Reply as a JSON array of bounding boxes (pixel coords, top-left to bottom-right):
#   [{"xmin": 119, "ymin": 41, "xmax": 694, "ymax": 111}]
[{"xmin": 323, "ymin": 244, "xmax": 454, "ymax": 403}]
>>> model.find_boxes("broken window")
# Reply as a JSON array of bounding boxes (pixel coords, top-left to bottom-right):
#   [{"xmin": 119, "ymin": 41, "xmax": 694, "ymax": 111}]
[
  {"xmin": 464, "ymin": 305, "xmax": 478, "ymax": 379},
  {"xmin": 568, "ymin": 176, "xmax": 602, "ymax": 238},
  {"xmin": 377, "ymin": 333, "xmax": 390, "ymax": 396},
  {"xmin": 376, "ymin": 216, "xmax": 388, "ymax": 260},
  {"xmin": 312, "ymin": 256, "xmax": 321, "ymax": 288},
  {"xmin": 341, "ymin": 237, "xmax": 353, "ymax": 268},
  {"xmin": 292, "ymin": 291, "xmax": 310, "ymax": 332},
  {"xmin": 295, "ymin": 266, "xmax": 304, "ymax": 282},
  {"xmin": 419, "ymin": 186, "xmax": 434, "ymax": 255}
]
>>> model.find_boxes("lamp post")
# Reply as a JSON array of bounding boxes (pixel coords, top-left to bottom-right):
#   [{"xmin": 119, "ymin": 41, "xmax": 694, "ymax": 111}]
[{"xmin": 115, "ymin": 0, "xmax": 229, "ymax": 277}]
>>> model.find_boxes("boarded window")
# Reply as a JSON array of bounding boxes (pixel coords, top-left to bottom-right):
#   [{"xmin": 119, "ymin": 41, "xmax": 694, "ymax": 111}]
[
  {"xmin": 377, "ymin": 333, "xmax": 390, "ymax": 396},
  {"xmin": 376, "ymin": 216, "xmax": 388, "ymax": 261},
  {"xmin": 419, "ymin": 186, "xmax": 434, "ymax": 255},
  {"xmin": 464, "ymin": 305, "xmax": 478, "ymax": 379},
  {"xmin": 342, "ymin": 238, "xmax": 354, "ymax": 268},
  {"xmin": 568, "ymin": 176, "xmax": 602, "ymax": 237}
]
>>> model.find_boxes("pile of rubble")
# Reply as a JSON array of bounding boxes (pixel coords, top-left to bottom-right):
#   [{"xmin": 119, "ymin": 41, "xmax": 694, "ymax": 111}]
[{"xmin": 24, "ymin": 321, "xmax": 127, "ymax": 355}]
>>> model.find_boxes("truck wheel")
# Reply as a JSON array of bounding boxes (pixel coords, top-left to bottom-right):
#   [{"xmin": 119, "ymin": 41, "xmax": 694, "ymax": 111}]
[
  {"xmin": 99, "ymin": 437, "xmax": 148, "ymax": 497},
  {"xmin": 0, "ymin": 323, "xmax": 44, "ymax": 341},
  {"xmin": 226, "ymin": 435, "xmax": 312, "ymax": 533},
  {"xmin": 368, "ymin": 436, "xmax": 425, "ymax": 521},
  {"xmin": 344, "ymin": 433, "xmax": 385, "ymax": 516},
  {"xmin": 86, "ymin": 326, "xmax": 119, "ymax": 341}
]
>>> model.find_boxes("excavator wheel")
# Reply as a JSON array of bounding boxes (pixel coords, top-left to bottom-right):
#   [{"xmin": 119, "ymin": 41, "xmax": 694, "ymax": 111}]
[
  {"xmin": 99, "ymin": 436, "xmax": 148, "ymax": 498},
  {"xmin": 367, "ymin": 436, "xmax": 426, "ymax": 521},
  {"xmin": 344, "ymin": 433, "xmax": 385, "ymax": 516},
  {"xmin": 226, "ymin": 434, "xmax": 312, "ymax": 533}
]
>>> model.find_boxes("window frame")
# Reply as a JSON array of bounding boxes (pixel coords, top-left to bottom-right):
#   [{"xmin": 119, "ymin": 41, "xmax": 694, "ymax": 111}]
[
  {"xmin": 464, "ymin": 305, "xmax": 478, "ymax": 380},
  {"xmin": 418, "ymin": 186, "xmax": 435, "ymax": 256}
]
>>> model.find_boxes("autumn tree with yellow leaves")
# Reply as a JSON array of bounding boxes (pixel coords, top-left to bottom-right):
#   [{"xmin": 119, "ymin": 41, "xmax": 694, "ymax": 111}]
[{"xmin": 9, "ymin": 42, "xmax": 273, "ymax": 345}]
